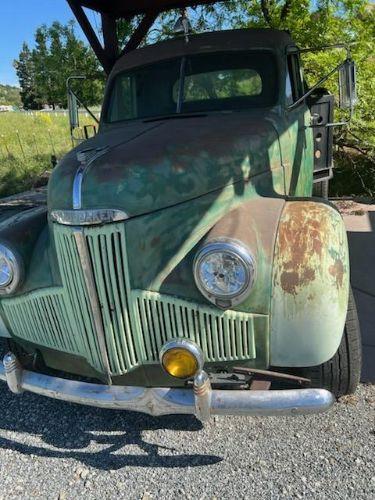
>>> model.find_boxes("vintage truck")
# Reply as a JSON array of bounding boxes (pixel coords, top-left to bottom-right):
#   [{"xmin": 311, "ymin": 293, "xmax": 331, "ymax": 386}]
[{"xmin": 0, "ymin": 0, "xmax": 361, "ymax": 421}]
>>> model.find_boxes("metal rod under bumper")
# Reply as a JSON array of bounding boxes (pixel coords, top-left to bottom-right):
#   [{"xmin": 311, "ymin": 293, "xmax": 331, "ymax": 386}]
[{"xmin": 0, "ymin": 357, "xmax": 335, "ymax": 419}]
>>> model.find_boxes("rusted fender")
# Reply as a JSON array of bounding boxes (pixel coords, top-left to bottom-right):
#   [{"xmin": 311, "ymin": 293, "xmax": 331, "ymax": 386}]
[{"xmin": 270, "ymin": 200, "xmax": 349, "ymax": 367}]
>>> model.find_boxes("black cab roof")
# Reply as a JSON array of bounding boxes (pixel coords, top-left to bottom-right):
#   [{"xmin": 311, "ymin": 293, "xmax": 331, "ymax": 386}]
[{"xmin": 111, "ymin": 28, "xmax": 295, "ymax": 76}]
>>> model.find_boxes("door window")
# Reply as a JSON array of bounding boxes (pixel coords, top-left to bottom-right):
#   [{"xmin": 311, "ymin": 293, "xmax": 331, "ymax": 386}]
[{"xmin": 286, "ymin": 53, "xmax": 305, "ymax": 105}]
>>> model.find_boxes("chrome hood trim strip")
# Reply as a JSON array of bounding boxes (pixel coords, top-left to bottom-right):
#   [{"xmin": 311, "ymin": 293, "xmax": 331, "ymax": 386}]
[{"xmin": 73, "ymin": 147, "xmax": 109, "ymax": 209}]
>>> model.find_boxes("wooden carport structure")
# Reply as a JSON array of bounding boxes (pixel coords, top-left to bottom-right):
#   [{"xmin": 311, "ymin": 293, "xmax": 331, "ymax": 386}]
[{"xmin": 66, "ymin": 0, "xmax": 224, "ymax": 73}]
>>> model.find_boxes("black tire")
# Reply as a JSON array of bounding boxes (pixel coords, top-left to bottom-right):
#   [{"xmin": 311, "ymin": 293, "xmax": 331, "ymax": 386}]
[
  {"xmin": 313, "ymin": 179, "xmax": 329, "ymax": 199},
  {"xmin": 299, "ymin": 287, "xmax": 362, "ymax": 397}
]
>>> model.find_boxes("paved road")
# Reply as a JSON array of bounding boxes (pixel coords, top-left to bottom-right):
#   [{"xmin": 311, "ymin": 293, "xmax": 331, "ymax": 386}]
[{"xmin": 0, "ymin": 199, "xmax": 373, "ymax": 499}]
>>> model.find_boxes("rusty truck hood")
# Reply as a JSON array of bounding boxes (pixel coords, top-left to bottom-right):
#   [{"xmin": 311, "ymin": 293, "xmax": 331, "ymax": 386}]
[{"xmin": 48, "ymin": 112, "xmax": 281, "ymax": 216}]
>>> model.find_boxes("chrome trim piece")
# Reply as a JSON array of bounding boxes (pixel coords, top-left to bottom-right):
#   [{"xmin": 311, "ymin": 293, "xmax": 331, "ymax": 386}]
[
  {"xmin": 73, "ymin": 147, "xmax": 109, "ymax": 209},
  {"xmin": 51, "ymin": 209, "xmax": 129, "ymax": 226},
  {"xmin": 0, "ymin": 244, "xmax": 23, "ymax": 296},
  {"xmin": 0, "ymin": 353, "xmax": 335, "ymax": 419},
  {"xmin": 3, "ymin": 352, "xmax": 23, "ymax": 394},
  {"xmin": 193, "ymin": 238, "xmax": 256, "ymax": 308},
  {"xmin": 73, "ymin": 229, "xmax": 112, "ymax": 384},
  {"xmin": 194, "ymin": 370, "xmax": 212, "ymax": 421},
  {"xmin": 72, "ymin": 164, "xmax": 85, "ymax": 210},
  {"xmin": 159, "ymin": 338, "xmax": 205, "ymax": 377}
]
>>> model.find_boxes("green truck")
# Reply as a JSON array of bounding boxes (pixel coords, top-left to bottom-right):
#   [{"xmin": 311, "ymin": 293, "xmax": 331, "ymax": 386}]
[{"xmin": 0, "ymin": 0, "xmax": 361, "ymax": 421}]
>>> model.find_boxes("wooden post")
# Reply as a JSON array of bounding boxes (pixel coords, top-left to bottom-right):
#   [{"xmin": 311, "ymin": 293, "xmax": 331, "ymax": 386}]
[
  {"xmin": 66, "ymin": 0, "xmax": 112, "ymax": 73},
  {"xmin": 101, "ymin": 13, "xmax": 119, "ymax": 68}
]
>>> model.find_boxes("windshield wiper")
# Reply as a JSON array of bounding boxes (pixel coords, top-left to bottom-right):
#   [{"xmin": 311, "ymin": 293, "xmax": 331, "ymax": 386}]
[{"xmin": 143, "ymin": 113, "xmax": 207, "ymax": 123}]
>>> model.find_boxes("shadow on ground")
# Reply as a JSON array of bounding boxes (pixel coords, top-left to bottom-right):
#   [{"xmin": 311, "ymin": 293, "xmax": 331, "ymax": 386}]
[{"xmin": 0, "ymin": 383, "xmax": 222, "ymax": 470}]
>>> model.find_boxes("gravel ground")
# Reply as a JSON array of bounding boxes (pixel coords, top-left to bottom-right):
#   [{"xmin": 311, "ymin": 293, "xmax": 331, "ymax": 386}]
[{"xmin": 0, "ymin": 365, "xmax": 373, "ymax": 500}]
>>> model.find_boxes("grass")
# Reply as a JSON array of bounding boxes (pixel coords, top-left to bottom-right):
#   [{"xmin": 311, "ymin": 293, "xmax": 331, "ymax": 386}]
[{"xmin": 0, "ymin": 112, "xmax": 95, "ymax": 198}]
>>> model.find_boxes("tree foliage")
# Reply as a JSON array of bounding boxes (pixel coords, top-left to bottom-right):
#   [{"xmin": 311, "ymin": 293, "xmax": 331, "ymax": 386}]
[
  {"xmin": 14, "ymin": 21, "xmax": 104, "ymax": 109},
  {"xmin": 0, "ymin": 84, "xmax": 21, "ymax": 107}
]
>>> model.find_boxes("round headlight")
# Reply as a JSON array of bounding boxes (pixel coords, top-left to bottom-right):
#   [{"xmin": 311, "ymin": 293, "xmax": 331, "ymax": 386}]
[
  {"xmin": 193, "ymin": 239, "xmax": 256, "ymax": 307},
  {"xmin": 0, "ymin": 244, "xmax": 22, "ymax": 295}
]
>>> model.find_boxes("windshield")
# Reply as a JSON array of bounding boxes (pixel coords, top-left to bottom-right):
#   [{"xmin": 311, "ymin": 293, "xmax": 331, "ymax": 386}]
[{"xmin": 105, "ymin": 51, "xmax": 278, "ymax": 123}]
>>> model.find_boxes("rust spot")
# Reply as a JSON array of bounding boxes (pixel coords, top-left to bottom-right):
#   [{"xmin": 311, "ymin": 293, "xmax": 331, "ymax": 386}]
[
  {"xmin": 329, "ymin": 259, "xmax": 344, "ymax": 288},
  {"xmin": 302, "ymin": 267, "xmax": 315, "ymax": 282},
  {"xmin": 280, "ymin": 271, "xmax": 300, "ymax": 295},
  {"xmin": 277, "ymin": 203, "xmax": 328, "ymax": 295}
]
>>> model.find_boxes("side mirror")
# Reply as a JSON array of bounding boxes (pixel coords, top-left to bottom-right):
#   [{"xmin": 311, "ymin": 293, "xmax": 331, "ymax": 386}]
[
  {"xmin": 68, "ymin": 89, "xmax": 80, "ymax": 130},
  {"xmin": 339, "ymin": 60, "xmax": 357, "ymax": 110},
  {"xmin": 67, "ymin": 75, "xmax": 99, "ymax": 146}
]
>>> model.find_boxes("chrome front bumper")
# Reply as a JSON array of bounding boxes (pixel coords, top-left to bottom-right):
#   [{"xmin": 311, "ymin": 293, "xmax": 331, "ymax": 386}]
[{"xmin": 0, "ymin": 353, "xmax": 335, "ymax": 421}]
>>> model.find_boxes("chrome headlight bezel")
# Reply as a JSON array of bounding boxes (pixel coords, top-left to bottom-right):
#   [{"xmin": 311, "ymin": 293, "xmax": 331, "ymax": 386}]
[
  {"xmin": 0, "ymin": 244, "xmax": 23, "ymax": 296},
  {"xmin": 193, "ymin": 238, "xmax": 256, "ymax": 308}
]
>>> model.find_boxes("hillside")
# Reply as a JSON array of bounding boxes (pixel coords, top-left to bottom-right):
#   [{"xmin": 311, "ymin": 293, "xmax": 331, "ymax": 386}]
[{"xmin": 0, "ymin": 84, "xmax": 21, "ymax": 107}]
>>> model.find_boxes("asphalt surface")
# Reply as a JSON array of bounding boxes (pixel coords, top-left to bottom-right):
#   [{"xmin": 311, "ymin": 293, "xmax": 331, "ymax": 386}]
[{"xmin": 0, "ymin": 347, "xmax": 373, "ymax": 500}]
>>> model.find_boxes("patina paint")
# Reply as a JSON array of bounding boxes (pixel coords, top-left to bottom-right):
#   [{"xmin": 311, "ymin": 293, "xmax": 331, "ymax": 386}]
[
  {"xmin": 127, "ymin": 196, "xmax": 285, "ymax": 316},
  {"xmin": 0, "ymin": 221, "xmax": 270, "ymax": 380},
  {"xmin": 49, "ymin": 111, "xmax": 285, "ymax": 215},
  {"xmin": 274, "ymin": 106, "xmax": 314, "ymax": 197},
  {"xmin": 0, "ymin": 207, "xmax": 50, "ymax": 295},
  {"xmin": 270, "ymin": 201, "xmax": 349, "ymax": 367}
]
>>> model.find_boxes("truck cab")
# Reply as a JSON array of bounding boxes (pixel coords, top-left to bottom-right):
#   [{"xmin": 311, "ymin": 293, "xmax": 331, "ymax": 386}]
[{"xmin": 0, "ymin": 4, "xmax": 361, "ymax": 422}]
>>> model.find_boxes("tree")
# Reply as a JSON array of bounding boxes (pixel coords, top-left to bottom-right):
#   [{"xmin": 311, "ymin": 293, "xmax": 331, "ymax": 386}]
[
  {"xmin": 13, "ymin": 43, "xmax": 41, "ymax": 109},
  {"xmin": 0, "ymin": 85, "xmax": 21, "ymax": 107},
  {"xmin": 14, "ymin": 21, "xmax": 104, "ymax": 109}
]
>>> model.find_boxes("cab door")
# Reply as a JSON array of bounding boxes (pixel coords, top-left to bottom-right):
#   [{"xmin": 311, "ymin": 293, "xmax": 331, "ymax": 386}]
[{"xmin": 282, "ymin": 50, "xmax": 314, "ymax": 197}]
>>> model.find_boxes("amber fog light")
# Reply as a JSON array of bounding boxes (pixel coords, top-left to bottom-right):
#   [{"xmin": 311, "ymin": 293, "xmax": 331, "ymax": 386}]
[{"xmin": 160, "ymin": 339, "xmax": 204, "ymax": 379}]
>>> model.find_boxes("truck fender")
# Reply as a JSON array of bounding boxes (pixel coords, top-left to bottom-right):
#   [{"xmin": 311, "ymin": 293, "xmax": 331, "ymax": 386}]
[{"xmin": 270, "ymin": 200, "xmax": 349, "ymax": 367}]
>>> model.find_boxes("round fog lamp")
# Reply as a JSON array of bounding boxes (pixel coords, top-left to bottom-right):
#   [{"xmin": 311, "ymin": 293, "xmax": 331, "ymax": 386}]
[{"xmin": 160, "ymin": 339, "xmax": 204, "ymax": 379}]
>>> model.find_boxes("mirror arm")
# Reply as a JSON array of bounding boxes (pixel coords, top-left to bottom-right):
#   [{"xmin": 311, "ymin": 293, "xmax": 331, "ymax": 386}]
[
  {"xmin": 72, "ymin": 90, "xmax": 100, "ymax": 125},
  {"xmin": 287, "ymin": 59, "xmax": 348, "ymax": 111},
  {"xmin": 307, "ymin": 121, "xmax": 349, "ymax": 129}
]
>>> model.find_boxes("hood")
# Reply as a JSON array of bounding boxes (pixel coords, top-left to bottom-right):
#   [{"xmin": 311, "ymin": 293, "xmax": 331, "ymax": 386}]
[{"xmin": 48, "ymin": 112, "xmax": 281, "ymax": 216}]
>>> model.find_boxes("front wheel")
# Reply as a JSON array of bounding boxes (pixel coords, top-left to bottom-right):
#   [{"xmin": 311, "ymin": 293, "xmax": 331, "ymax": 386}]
[{"xmin": 299, "ymin": 287, "xmax": 362, "ymax": 397}]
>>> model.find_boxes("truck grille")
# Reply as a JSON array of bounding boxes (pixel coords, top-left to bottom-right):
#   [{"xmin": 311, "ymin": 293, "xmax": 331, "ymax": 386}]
[
  {"xmin": 1, "ymin": 223, "xmax": 266, "ymax": 376},
  {"xmin": 136, "ymin": 291, "xmax": 257, "ymax": 363}
]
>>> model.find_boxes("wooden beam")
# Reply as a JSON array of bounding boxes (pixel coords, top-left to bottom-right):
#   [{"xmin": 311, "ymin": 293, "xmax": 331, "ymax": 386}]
[
  {"xmin": 67, "ymin": 0, "xmax": 112, "ymax": 73},
  {"xmin": 101, "ymin": 13, "xmax": 119, "ymax": 67},
  {"xmin": 121, "ymin": 12, "xmax": 159, "ymax": 55}
]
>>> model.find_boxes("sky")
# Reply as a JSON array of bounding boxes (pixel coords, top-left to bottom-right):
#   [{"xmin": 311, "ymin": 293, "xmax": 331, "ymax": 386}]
[
  {"xmin": 0, "ymin": 0, "xmax": 87, "ymax": 86},
  {"xmin": 1, "ymin": 1, "xmax": 374, "ymax": 87}
]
